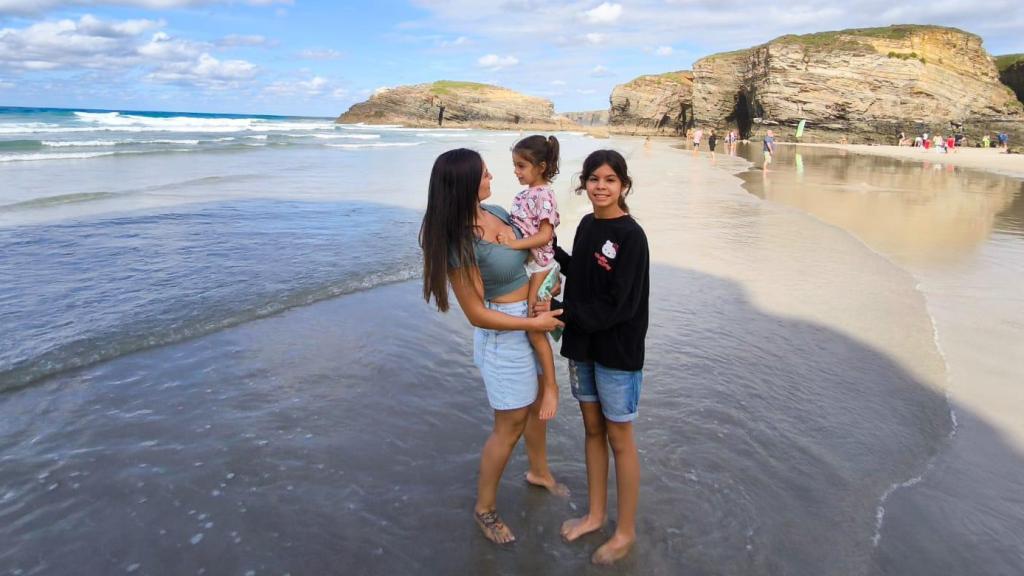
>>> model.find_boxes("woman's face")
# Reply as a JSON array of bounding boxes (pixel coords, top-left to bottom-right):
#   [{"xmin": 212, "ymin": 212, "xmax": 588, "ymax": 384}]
[
  {"xmin": 585, "ymin": 163, "xmax": 623, "ymax": 210},
  {"xmin": 478, "ymin": 161, "xmax": 493, "ymax": 202}
]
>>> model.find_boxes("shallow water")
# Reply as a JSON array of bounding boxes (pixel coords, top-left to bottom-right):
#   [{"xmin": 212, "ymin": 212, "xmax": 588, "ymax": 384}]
[{"xmin": 1, "ymin": 118, "xmax": 1022, "ymax": 574}]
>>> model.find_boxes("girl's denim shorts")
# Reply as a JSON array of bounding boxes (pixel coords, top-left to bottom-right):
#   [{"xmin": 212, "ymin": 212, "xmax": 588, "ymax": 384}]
[{"xmin": 473, "ymin": 300, "xmax": 541, "ymax": 411}]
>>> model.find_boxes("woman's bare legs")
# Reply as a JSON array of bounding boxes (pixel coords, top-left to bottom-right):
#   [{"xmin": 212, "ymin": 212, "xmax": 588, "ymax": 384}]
[
  {"xmin": 475, "ymin": 406, "xmax": 530, "ymax": 544},
  {"xmin": 523, "ymin": 389, "xmax": 569, "ymax": 497}
]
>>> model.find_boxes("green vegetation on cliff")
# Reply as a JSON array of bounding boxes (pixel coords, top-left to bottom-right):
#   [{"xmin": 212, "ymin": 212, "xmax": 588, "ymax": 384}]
[
  {"xmin": 995, "ymin": 54, "xmax": 1024, "ymax": 72},
  {"xmin": 430, "ymin": 81, "xmax": 493, "ymax": 96}
]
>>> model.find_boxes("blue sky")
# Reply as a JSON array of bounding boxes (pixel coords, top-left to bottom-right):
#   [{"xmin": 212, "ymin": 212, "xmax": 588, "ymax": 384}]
[{"xmin": 1, "ymin": 0, "xmax": 1022, "ymax": 117}]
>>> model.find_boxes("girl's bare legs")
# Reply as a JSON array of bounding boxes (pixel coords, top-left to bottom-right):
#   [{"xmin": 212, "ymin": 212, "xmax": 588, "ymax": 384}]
[
  {"xmin": 592, "ymin": 420, "xmax": 640, "ymax": 565},
  {"xmin": 526, "ymin": 271, "xmax": 558, "ymax": 420},
  {"xmin": 561, "ymin": 402, "xmax": 608, "ymax": 541},
  {"xmin": 523, "ymin": 391, "xmax": 569, "ymax": 497},
  {"xmin": 475, "ymin": 406, "xmax": 530, "ymax": 544}
]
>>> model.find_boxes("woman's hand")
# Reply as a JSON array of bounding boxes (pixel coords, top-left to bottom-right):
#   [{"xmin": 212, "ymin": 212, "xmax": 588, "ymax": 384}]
[
  {"xmin": 496, "ymin": 233, "xmax": 512, "ymax": 246},
  {"xmin": 532, "ymin": 309, "xmax": 564, "ymax": 331}
]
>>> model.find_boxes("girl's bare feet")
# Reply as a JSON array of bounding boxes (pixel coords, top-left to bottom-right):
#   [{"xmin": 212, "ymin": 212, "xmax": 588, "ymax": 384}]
[
  {"xmin": 474, "ymin": 509, "xmax": 515, "ymax": 545},
  {"xmin": 560, "ymin": 514, "xmax": 605, "ymax": 542},
  {"xmin": 524, "ymin": 471, "xmax": 569, "ymax": 498},
  {"xmin": 591, "ymin": 532, "xmax": 635, "ymax": 565}
]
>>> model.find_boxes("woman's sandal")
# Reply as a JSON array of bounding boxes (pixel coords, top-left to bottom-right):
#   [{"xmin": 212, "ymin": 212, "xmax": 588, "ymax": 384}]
[{"xmin": 474, "ymin": 509, "xmax": 515, "ymax": 545}]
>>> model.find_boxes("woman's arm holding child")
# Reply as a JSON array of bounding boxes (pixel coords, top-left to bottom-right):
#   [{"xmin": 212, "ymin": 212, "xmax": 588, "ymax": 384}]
[
  {"xmin": 449, "ymin": 266, "xmax": 563, "ymax": 331},
  {"xmin": 496, "ymin": 221, "xmax": 553, "ymax": 250}
]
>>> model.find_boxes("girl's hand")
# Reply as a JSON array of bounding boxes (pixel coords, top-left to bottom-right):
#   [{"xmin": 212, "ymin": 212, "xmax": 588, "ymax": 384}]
[{"xmin": 532, "ymin": 309, "xmax": 564, "ymax": 331}]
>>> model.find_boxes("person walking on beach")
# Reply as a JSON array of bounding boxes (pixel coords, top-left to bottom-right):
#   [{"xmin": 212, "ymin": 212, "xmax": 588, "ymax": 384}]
[
  {"xmin": 692, "ymin": 127, "xmax": 703, "ymax": 156},
  {"xmin": 538, "ymin": 149, "xmax": 650, "ymax": 565},
  {"xmin": 998, "ymin": 132, "xmax": 1009, "ymax": 151},
  {"xmin": 420, "ymin": 148, "xmax": 567, "ymax": 546},
  {"xmin": 707, "ymin": 129, "xmax": 718, "ymax": 160},
  {"xmin": 762, "ymin": 129, "xmax": 776, "ymax": 171}
]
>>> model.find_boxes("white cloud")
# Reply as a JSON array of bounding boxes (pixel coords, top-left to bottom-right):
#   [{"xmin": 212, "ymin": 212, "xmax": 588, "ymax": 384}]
[
  {"xmin": 590, "ymin": 65, "xmax": 612, "ymax": 77},
  {"xmin": 297, "ymin": 48, "xmax": 343, "ymax": 60},
  {"xmin": 655, "ymin": 45, "xmax": 673, "ymax": 56},
  {"xmin": 0, "ymin": 0, "xmax": 292, "ymax": 17},
  {"xmin": 0, "ymin": 78, "xmax": 13, "ymax": 89},
  {"xmin": 477, "ymin": 53, "xmax": 518, "ymax": 70},
  {"xmin": 551, "ymin": 80, "xmax": 566, "ymax": 86},
  {"xmin": 439, "ymin": 35, "xmax": 470, "ymax": 47},
  {"xmin": 584, "ymin": 33, "xmax": 605, "ymax": 45},
  {"xmin": 0, "ymin": 15, "xmax": 162, "ymax": 71},
  {"xmin": 331, "ymin": 87, "xmax": 348, "ymax": 98},
  {"xmin": 147, "ymin": 53, "xmax": 258, "ymax": 88},
  {"xmin": 577, "ymin": 88, "xmax": 596, "ymax": 94},
  {"xmin": 217, "ymin": 34, "xmax": 270, "ymax": 47},
  {"xmin": 581, "ymin": 2, "xmax": 622, "ymax": 24}
]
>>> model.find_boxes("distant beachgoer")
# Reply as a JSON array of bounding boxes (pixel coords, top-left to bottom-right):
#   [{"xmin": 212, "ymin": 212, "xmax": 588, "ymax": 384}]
[
  {"xmin": 497, "ymin": 135, "xmax": 562, "ymax": 421},
  {"xmin": 982, "ymin": 134, "xmax": 991, "ymax": 148},
  {"xmin": 762, "ymin": 130, "xmax": 776, "ymax": 171},
  {"xmin": 914, "ymin": 135, "xmax": 923, "ymax": 148},
  {"xmin": 898, "ymin": 131, "xmax": 907, "ymax": 146},
  {"xmin": 707, "ymin": 129, "xmax": 717, "ymax": 158},
  {"xmin": 934, "ymin": 134, "xmax": 944, "ymax": 152},
  {"xmin": 839, "ymin": 135, "xmax": 848, "ymax": 145},
  {"xmin": 726, "ymin": 129, "xmax": 738, "ymax": 155},
  {"xmin": 421, "ymin": 148, "xmax": 566, "ymax": 546},
  {"xmin": 998, "ymin": 132, "xmax": 1009, "ymax": 151},
  {"xmin": 538, "ymin": 149, "xmax": 650, "ymax": 566},
  {"xmin": 923, "ymin": 132, "xmax": 932, "ymax": 150},
  {"xmin": 946, "ymin": 135, "xmax": 956, "ymax": 153},
  {"xmin": 692, "ymin": 128, "xmax": 703, "ymax": 156}
]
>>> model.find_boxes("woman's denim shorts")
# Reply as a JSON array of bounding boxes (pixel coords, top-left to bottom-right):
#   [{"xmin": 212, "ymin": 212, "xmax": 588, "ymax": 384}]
[{"xmin": 473, "ymin": 300, "xmax": 541, "ymax": 411}]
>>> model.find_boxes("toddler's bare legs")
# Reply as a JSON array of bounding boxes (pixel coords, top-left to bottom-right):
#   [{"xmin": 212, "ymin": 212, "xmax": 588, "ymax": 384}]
[{"xmin": 527, "ymin": 271, "xmax": 558, "ymax": 421}]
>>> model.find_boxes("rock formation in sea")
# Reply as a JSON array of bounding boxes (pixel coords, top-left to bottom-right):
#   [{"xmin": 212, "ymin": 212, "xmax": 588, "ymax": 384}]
[
  {"xmin": 608, "ymin": 71, "xmax": 693, "ymax": 135},
  {"xmin": 996, "ymin": 54, "xmax": 1024, "ymax": 105},
  {"xmin": 690, "ymin": 25, "xmax": 1023, "ymax": 144},
  {"xmin": 563, "ymin": 110, "xmax": 609, "ymax": 127},
  {"xmin": 336, "ymin": 81, "xmax": 572, "ymax": 129}
]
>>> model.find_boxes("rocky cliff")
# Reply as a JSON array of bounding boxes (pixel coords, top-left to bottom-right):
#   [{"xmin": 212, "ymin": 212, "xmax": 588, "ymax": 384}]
[
  {"xmin": 608, "ymin": 71, "xmax": 693, "ymax": 135},
  {"xmin": 336, "ymin": 81, "xmax": 570, "ymax": 129},
  {"xmin": 563, "ymin": 109, "xmax": 609, "ymax": 127},
  {"xmin": 690, "ymin": 25, "xmax": 1024, "ymax": 143},
  {"xmin": 996, "ymin": 54, "xmax": 1024, "ymax": 105}
]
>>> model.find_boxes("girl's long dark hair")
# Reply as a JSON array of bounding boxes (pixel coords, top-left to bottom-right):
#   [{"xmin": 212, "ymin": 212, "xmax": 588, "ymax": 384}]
[
  {"xmin": 576, "ymin": 149, "xmax": 633, "ymax": 213},
  {"xmin": 420, "ymin": 148, "xmax": 483, "ymax": 312}
]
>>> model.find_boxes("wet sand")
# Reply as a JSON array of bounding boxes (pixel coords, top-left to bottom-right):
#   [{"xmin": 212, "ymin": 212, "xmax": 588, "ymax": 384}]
[
  {"xmin": 2, "ymin": 137, "xmax": 1022, "ymax": 575},
  {"xmin": 795, "ymin": 142, "xmax": 1024, "ymax": 179}
]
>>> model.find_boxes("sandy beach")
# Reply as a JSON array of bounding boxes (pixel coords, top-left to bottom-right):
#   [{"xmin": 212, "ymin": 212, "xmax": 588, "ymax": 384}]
[
  {"xmin": 793, "ymin": 142, "xmax": 1024, "ymax": 179},
  {"xmin": 1, "ymin": 130, "xmax": 1022, "ymax": 575}
]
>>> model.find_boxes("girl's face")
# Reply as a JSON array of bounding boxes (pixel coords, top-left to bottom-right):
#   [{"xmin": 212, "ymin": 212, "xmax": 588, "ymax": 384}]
[
  {"xmin": 585, "ymin": 163, "xmax": 624, "ymax": 212},
  {"xmin": 513, "ymin": 153, "xmax": 545, "ymax": 187},
  {"xmin": 478, "ymin": 161, "xmax": 493, "ymax": 202}
]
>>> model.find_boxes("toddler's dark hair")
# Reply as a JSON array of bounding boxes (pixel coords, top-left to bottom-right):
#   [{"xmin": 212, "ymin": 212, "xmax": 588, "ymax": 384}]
[{"xmin": 512, "ymin": 135, "xmax": 559, "ymax": 181}]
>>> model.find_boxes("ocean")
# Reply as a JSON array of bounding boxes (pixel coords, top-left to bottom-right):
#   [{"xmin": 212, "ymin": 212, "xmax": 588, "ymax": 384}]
[{"xmin": 1, "ymin": 107, "xmax": 1022, "ymax": 575}]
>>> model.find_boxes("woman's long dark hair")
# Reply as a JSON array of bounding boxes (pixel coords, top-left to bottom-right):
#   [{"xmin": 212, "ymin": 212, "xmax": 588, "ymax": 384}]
[
  {"xmin": 575, "ymin": 149, "xmax": 633, "ymax": 213},
  {"xmin": 420, "ymin": 148, "xmax": 483, "ymax": 312}
]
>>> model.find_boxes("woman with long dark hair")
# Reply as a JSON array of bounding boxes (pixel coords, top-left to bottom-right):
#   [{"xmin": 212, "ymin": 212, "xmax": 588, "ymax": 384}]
[{"xmin": 420, "ymin": 148, "xmax": 566, "ymax": 545}]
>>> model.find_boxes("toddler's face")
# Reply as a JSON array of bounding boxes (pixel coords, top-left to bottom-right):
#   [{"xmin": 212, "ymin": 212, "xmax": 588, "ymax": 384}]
[{"xmin": 513, "ymin": 153, "xmax": 544, "ymax": 186}]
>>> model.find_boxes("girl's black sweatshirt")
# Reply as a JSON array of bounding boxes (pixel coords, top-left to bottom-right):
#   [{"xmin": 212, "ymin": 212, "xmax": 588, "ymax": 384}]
[{"xmin": 553, "ymin": 213, "xmax": 649, "ymax": 371}]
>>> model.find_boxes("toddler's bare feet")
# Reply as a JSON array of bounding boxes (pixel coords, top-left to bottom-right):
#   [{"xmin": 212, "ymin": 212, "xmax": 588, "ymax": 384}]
[
  {"xmin": 524, "ymin": 471, "xmax": 569, "ymax": 498},
  {"xmin": 538, "ymin": 384, "xmax": 558, "ymax": 420},
  {"xmin": 560, "ymin": 514, "xmax": 604, "ymax": 542},
  {"xmin": 591, "ymin": 532, "xmax": 635, "ymax": 565}
]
